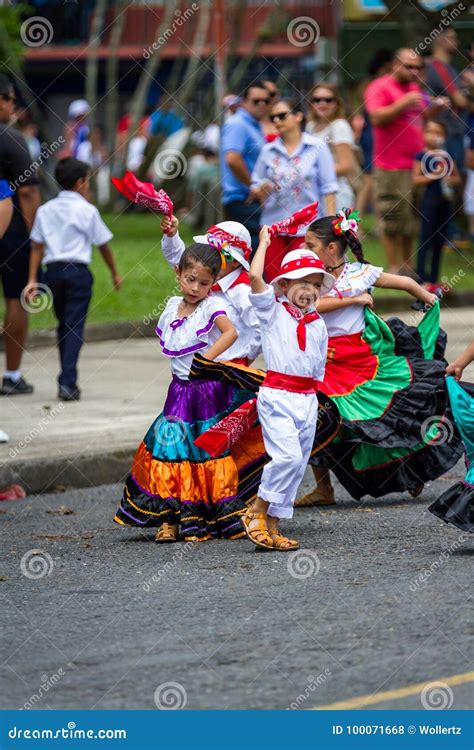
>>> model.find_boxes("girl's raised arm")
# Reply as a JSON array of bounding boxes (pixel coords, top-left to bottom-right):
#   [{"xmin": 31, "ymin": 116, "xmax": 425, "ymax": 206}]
[
  {"xmin": 249, "ymin": 226, "xmax": 271, "ymax": 294},
  {"xmin": 374, "ymin": 272, "xmax": 437, "ymax": 307}
]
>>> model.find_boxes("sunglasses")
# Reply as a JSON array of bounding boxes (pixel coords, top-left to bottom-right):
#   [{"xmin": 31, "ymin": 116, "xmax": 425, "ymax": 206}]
[
  {"xmin": 312, "ymin": 96, "xmax": 335, "ymax": 104},
  {"xmin": 401, "ymin": 63, "xmax": 424, "ymax": 71},
  {"xmin": 270, "ymin": 111, "xmax": 292, "ymax": 123},
  {"xmin": 251, "ymin": 98, "xmax": 270, "ymax": 105},
  {"xmin": 0, "ymin": 93, "xmax": 16, "ymax": 104}
]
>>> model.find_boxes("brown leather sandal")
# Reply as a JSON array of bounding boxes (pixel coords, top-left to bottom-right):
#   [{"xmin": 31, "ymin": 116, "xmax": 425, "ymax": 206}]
[
  {"xmin": 154, "ymin": 523, "xmax": 178, "ymax": 543},
  {"xmin": 268, "ymin": 529, "xmax": 300, "ymax": 551},
  {"xmin": 295, "ymin": 486, "xmax": 336, "ymax": 507},
  {"xmin": 242, "ymin": 510, "xmax": 274, "ymax": 550}
]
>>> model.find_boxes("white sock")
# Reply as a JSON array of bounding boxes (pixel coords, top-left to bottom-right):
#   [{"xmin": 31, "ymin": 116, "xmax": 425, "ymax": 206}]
[
  {"xmin": 4, "ymin": 369, "xmax": 21, "ymax": 382},
  {"xmin": 0, "ymin": 429, "xmax": 9, "ymax": 443}
]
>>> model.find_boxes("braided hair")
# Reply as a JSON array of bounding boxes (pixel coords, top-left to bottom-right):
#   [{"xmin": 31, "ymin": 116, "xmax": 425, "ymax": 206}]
[{"xmin": 308, "ymin": 208, "xmax": 366, "ymax": 265}]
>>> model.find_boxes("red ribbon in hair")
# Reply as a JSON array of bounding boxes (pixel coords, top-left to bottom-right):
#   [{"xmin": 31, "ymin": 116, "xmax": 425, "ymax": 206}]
[
  {"xmin": 268, "ymin": 201, "xmax": 319, "ymax": 238},
  {"xmin": 206, "ymin": 225, "xmax": 251, "ymax": 259},
  {"xmin": 112, "ymin": 171, "xmax": 173, "ymax": 217}
]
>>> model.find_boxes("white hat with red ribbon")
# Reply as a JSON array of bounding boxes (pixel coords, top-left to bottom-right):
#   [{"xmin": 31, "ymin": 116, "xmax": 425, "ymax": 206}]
[{"xmin": 272, "ymin": 249, "xmax": 335, "ymax": 295}]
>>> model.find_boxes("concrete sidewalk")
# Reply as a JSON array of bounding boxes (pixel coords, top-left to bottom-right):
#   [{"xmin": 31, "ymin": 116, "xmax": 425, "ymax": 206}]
[{"xmin": 1, "ymin": 307, "xmax": 473, "ymax": 495}]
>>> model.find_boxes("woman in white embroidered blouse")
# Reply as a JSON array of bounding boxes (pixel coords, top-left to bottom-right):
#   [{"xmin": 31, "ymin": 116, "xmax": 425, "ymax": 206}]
[{"xmin": 306, "ymin": 83, "xmax": 357, "ymax": 212}]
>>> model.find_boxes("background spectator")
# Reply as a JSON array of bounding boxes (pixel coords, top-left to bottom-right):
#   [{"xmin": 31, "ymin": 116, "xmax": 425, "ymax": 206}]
[
  {"xmin": 221, "ymin": 83, "xmax": 267, "ymax": 249},
  {"xmin": 356, "ymin": 49, "xmax": 394, "ymax": 219},
  {"xmin": 307, "ymin": 82, "xmax": 358, "ymax": 212},
  {"xmin": 261, "ymin": 79, "xmax": 280, "ymax": 142},
  {"xmin": 251, "ymin": 97, "xmax": 337, "ymax": 279},
  {"xmin": 426, "ymin": 29, "xmax": 474, "ymax": 246},
  {"xmin": 413, "ymin": 120, "xmax": 461, "ymax": 291},
  {"xmin": 365, "ymin": 49, "xmax": 427, "ymax": 273},
  {"xmin": 0, "ymin": 74, "xmax": 41, "ymax": 395},
  {"xmin": 59, "ymin": 99, "xmax": 91, "ymax": 160}
]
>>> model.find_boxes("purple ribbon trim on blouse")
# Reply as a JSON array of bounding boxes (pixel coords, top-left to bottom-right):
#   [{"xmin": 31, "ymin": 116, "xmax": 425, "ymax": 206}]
[
  {"xmin": 196, "ymin": 310, "xmax": 226, "ymax": 336},
  {"xmin": 170, "ymin": 317, "xmax": 187, "ymax": 330}
]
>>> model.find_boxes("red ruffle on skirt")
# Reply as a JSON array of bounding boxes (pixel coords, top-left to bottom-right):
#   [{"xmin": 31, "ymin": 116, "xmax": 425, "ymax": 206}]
[{"xmin": 321, "ymin": 332, "xmax": 379, "ymax": 397}]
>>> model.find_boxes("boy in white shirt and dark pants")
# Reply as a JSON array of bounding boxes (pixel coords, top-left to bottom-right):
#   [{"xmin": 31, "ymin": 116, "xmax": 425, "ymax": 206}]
[
  {"xmin": 26, "ymin": 158, "xmax": 121, "ymax": 400},
  {"xmin": 244, "ymin": 230, "xmax": 334, "ymax": 551}
]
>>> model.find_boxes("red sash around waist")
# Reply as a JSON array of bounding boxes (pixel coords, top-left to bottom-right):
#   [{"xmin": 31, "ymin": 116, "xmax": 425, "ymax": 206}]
[{"xmin": 263, "ymin": 370, "xmax": 319, "ymax": 394}]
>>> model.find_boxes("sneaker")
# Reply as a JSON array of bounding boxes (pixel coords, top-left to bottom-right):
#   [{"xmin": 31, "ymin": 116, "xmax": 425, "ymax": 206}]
[
  {"xmin": 0, "ymin": 376, "xmax": 34, "ymax": 395},
  {"xmin": 58, "ymin": 385, "xmax": 81, "ymax": 401},
  {"xmin": 0, "ymin": 428, "xmax": 9, "ymax": 442}
]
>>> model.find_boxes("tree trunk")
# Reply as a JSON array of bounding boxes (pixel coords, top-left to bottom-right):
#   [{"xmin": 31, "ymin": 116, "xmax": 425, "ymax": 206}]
[
  {"xmin": 174, "ymin": 4, "xmax": 211, "ymax": 110},
  {"xmin": 119, "ymin": 0, "xmax": 178, "ymax": 176},
  {"xmin": 105, "ymin": 0, "xmax": 128, "ymax": 167},
  {"xmin": 85, "ymin": 0, "xmax": 108, "ymax": 133}
]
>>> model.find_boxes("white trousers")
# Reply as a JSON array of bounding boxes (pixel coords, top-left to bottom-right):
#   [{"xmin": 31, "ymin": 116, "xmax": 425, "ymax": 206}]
[{"xmin": 257, "ymin": 386, "xmax": 318, "ymax": 519}]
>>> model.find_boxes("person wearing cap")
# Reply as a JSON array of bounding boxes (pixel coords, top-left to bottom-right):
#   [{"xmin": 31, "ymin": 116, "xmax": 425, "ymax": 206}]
[
  {"xmin": 160, "ymin": 215, "xmax": 261, "ymax": 365},
  {"xmin": 60, "ymin": 99, "xmax": 90, "ymax": 160},
  {"xmin": 0, "ymin": 73, "xmax": 41, "ymax": 396},
  {"xmin": 242, "ymin": 228, "xmax": 334, "ymax": 551}
]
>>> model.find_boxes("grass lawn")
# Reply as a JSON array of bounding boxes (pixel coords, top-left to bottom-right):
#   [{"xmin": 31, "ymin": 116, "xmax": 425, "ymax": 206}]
[{"xmin": 2, "ymin": 211, "xmax": 473, "ymax": 331}]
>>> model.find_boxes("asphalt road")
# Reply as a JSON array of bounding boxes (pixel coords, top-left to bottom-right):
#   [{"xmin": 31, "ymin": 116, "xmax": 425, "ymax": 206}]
[{"xmin": 1, "ymin": 462, "xmax": 472, "ymax": 711}]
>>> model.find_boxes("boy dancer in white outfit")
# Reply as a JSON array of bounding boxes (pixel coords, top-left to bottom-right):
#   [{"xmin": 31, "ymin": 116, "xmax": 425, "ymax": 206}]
[{"xmin": 244, "ymin": 226, "xmax": 334, "ymax": 551}]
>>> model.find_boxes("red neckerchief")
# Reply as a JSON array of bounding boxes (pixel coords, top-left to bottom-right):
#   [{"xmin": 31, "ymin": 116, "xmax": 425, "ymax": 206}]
[
  {"xmin": 211, "ymin": 270, "xmax": 250, "ymax": 293},
  {"xmin": 281, "ymin": 301, "xmax": 320, "ymax": 352}
]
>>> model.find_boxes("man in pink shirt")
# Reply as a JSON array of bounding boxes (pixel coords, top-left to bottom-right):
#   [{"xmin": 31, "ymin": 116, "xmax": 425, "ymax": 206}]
[{"xmin": 365, "ymin": 48, "xmax": 427, "ymax": 273}]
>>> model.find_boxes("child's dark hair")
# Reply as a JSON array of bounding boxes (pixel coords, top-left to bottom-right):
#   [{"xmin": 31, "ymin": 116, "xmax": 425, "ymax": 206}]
[
  {"xmin": 308, "ymin": 211, "xmax": 366, "ymax": 264},
  {"xmin": 424, "ymin": 118, "xmax": 448, "ymax": 137},
  {"xmin": 178, "ymin": 243, "xmax": 221, "ymax": 279},
  {"xmin": 55, "ymin": 158, "xmax": 90, "ymax": 190}
]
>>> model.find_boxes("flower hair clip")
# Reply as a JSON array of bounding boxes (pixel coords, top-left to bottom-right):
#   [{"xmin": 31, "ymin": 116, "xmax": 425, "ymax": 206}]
[{"xmin": 332, "ymin": 208, "xmax": 360, "ymax": 236}]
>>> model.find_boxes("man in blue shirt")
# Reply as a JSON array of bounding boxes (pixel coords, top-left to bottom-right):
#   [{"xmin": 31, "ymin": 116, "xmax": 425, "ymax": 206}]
[{"xmin": 221, "ymin": 84, "xmax": 267, "ymax": 249}]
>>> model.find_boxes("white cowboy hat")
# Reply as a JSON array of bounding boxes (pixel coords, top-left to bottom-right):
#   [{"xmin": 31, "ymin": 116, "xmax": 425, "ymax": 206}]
[
  {"xmin": 194, "ymin": 221, "xmax": 252, "ymax": 270},
  {"xmin": 272, "ymin": 249, "xmax": 335, "ymax": 295}
]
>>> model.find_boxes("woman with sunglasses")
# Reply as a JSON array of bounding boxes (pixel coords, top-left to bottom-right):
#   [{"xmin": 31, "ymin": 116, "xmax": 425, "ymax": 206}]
[
  {"xmin": 250, "ymin": 98, "xmax": 337, "ymax": 280},
  {"xmin": 307, "ymin": 83, "xmax": 358, "ymax": 213}
]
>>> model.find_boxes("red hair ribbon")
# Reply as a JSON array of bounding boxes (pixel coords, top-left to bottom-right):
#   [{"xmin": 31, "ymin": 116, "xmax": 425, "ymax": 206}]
[
  {"xmin": 206, "ymin": 225, "xmax": 251, "ymax": 259},
  {"xmin": 111, "ymin": 171, "xmax": 173, "ymax": 217},
  {"xmin": 268, "ymin": 201, "xmax": 319, "ymax": 238}
]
